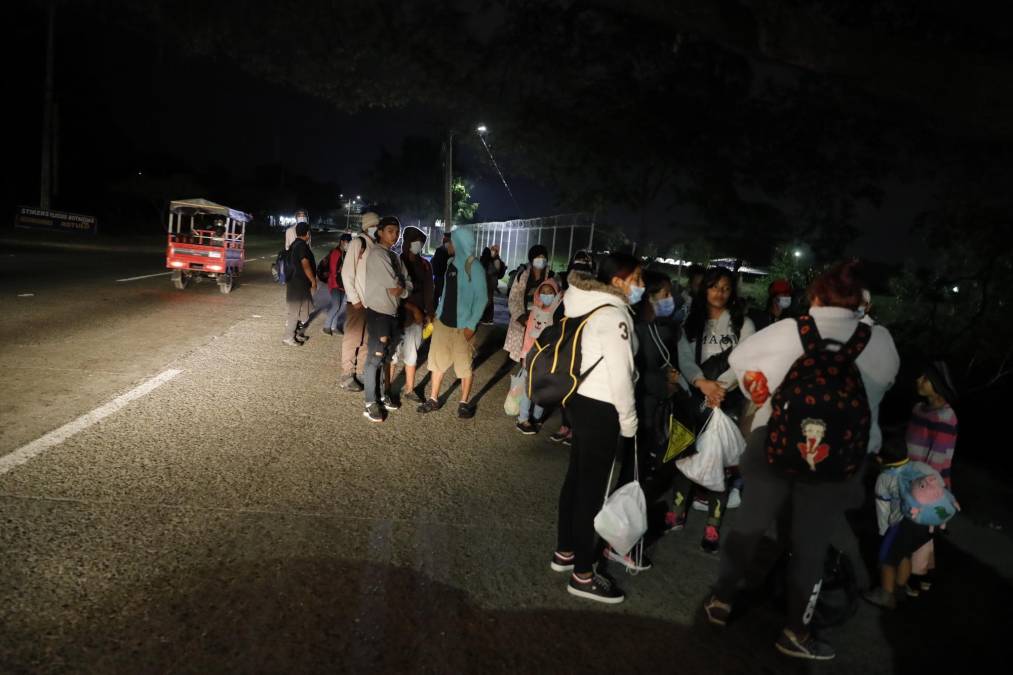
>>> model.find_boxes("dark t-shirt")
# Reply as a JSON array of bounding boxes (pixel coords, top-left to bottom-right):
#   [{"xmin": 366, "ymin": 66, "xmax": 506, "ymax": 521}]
[
  {"xmin": 286, "ymin": 238, "xmax": 315, "ymax": 300},
  {"xmin": 440, "ymin": 262, "xmax": 459, "ymax": 328}
]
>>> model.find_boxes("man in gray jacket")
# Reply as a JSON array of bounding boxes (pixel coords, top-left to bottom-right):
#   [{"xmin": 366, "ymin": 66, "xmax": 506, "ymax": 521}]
[
  {"xmin": 339, "ymin": 211, "xmax": 380, "ymax": 391},
  {"xmin": 361, "ymin": 216, "xmax": 412, "ymax": 422}
]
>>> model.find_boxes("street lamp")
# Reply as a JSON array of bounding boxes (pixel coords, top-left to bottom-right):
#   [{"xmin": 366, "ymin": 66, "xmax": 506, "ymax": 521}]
[
  {"xmin": 476, "ymin": 124, "xmax": 488, "ymax": 134},
  {"xmin": 794, "ymin": 249, "xmax": 802, "ymax": 258}
]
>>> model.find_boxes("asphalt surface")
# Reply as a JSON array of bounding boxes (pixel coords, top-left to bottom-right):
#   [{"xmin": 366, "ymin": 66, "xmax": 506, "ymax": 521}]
[{"xmin": 1, "ymin": 232, "xmax": 1010, "ymax": 674}]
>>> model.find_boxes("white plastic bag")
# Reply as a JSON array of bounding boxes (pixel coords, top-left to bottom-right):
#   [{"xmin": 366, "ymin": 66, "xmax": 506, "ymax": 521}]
[
  {"xmin": 594, "ymin": 438, "xmax": 648, "ymax": 557},
  {"xmin": 675, "ymin": 407, "xmax": 745, "ymax": 492},
  {"xmin": 713, "ymin": 406, "xmax": 747, "ymax": 467},
  {"xmin": 504, "ymin": 369, "xmax": 525, "ymax": 416}
]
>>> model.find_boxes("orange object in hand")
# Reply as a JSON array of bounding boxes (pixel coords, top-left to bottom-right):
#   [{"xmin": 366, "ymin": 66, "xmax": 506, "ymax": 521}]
[{"xmin": 744, "ymin": 371, "xmax": 770, "ymax": 405}]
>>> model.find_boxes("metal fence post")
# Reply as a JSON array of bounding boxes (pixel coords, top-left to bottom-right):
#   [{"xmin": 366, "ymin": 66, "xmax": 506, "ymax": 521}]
[{"xmin": 567, "ymin": 222, "xmax": 575, "ymax": 263}]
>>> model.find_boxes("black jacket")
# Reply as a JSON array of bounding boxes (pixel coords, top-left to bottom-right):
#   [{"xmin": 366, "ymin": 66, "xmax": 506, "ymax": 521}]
[
  {"xmin": 634, "ymin": 316, "xmax": 682, "ymax": 438},
  {"xmin": 432, "ymin": 245, "xmax": 450, "ymax": 302}
]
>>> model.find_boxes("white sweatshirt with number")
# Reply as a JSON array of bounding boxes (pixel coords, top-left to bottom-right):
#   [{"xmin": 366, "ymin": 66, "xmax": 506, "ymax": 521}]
[{"xmin": 563, "ymin": 272, "xmax": 639, "ymax": 438}]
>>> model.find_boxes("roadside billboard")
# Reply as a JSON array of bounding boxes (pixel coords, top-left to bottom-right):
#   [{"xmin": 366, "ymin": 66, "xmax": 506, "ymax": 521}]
[{"xmin": 15, "ymin": 206, "xmax": 98, "ymax": 234}]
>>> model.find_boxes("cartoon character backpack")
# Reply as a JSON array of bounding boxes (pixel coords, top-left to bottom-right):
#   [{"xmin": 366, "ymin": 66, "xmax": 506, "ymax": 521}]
[
  {"xmin": 898, "ymin": 461, "xmax": 959, "ymax": 526},
  {"xmin": 766, "ymin": 315, "xmax": 872, "ymax": 481}
]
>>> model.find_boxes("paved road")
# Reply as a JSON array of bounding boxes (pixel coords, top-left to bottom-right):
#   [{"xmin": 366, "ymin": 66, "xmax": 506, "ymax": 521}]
[{"xmin": 1, "ymin": 234, "xmax": 1009, "ymax": 673}]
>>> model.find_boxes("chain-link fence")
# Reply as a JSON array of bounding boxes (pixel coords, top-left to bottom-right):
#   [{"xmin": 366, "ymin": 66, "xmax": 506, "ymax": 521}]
[{"xmin": 454, "ymin": 213, "xmax": 596, "ymax": 271}]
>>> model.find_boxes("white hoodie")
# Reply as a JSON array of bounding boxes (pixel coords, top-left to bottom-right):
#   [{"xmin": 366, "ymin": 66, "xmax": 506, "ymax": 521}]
[
  {"xmin": 728, "ymin": 306, "xmax": 900, "ymax": 453},
  {"xmin": 563, "ymin": 272, "xmax": 639, "ymax": 438},
  {"xmin": 340, "ymin": 233, "xmax": 375, "ymax": 307}
]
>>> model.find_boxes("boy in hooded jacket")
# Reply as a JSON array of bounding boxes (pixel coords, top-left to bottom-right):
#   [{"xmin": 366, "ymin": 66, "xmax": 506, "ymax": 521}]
[{"xmin": 417, "ymin": 227, "xmax": 488, "ymax": 419}]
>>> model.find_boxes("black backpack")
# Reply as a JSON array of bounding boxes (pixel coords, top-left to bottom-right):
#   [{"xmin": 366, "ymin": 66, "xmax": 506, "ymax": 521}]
[
  {"xmin": 766, "ymin": 315, "xmax": 872, "ymax": 481},
  {"xmin": 526, "ymin": 304, "xmax": 610, "ymax": 407},
  {"xmin": 316, "ymin": 250, "xmax": 332, "ymax": 282}
]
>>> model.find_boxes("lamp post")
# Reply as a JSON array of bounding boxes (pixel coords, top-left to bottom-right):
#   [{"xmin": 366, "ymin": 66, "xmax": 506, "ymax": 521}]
[{"xmin": 443, "ymin": 130, "xmax": 454, "ymax": 237}]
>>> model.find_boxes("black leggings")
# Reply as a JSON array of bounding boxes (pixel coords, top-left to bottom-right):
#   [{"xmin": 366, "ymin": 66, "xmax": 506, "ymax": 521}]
[
  {"xmin": 713, "ymin": 427, "xmax": 860, "ymax": 634},
  {"xmin": 557, "ymin": 394, "xmax": 620, "ymax": 575},
  {"xmin": 672, "ymin": 469, "xmax": 733, "ymax": 531}
]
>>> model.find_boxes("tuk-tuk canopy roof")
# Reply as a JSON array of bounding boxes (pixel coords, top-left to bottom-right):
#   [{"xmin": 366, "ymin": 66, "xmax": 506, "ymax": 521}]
[{"xmin": 169, "ymin": 198, "xmax": 251, "ymax": 222}]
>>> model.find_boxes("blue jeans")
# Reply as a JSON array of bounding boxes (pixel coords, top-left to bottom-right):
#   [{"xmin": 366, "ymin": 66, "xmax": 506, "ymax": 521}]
[
  {"xmin": 326, "ymin": 288, "xmax": 347, "ymax": 332},
  {"xmin": 517, "ymin": 370, "xmax": 544, "ymax": 423}
]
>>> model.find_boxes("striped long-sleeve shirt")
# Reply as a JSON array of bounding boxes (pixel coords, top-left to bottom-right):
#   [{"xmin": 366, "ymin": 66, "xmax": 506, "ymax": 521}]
[{"xmin": 906, "ymin": 403, "xmax": 958, "ymax": 489}]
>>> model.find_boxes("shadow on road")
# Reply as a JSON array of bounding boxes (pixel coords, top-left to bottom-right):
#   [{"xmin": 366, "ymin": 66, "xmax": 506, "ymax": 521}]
[{"xmin": 3, "ymin": 557, "xmax": 824, "ymax": 675}]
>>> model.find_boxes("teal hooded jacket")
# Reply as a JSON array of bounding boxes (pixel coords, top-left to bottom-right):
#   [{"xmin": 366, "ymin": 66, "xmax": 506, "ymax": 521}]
[{"xmin": 435, "ymin": 227, "xmax": 488, "ymax": 331}]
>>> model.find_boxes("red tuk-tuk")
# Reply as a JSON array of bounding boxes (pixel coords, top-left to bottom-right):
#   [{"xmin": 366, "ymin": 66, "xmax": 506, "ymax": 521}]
[{"xmin": 165, "ymin": 198, "xmax": 249, "ymax": 293}]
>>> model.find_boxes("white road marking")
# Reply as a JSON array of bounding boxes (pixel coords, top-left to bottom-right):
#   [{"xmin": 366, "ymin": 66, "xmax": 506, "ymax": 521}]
[
  {"xmin": 0, "ymin": 369, "xmax": 183, "ymax": 476},
  {"xmin": 17, "ymin": 293, "xmax": 34, "ymax": 297},
  {"xmin": 116, "ymin": 272, "xmax": 174, "ymax": 282}
]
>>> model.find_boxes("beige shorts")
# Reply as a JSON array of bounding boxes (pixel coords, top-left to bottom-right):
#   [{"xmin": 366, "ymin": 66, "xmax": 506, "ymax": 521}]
[{"xmin": 429, "ymin": 318, "xmax": 474, "ymax": 377}]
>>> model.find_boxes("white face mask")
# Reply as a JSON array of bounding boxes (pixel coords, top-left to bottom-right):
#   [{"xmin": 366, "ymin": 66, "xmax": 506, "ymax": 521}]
[
  {"xmin": 532, "ymin": 257, "xmax": 547, "ymax": 270},
  {"xmin": 409, "ymin": 241, "xmax": 423, "ymax": 255},
  {"xmin": 777, "ymin": 295, "xmax": 792, "ymax": 310},
  {"xmin": 367, "ymin": 226, "xmax": 378, "ymax": 239}
]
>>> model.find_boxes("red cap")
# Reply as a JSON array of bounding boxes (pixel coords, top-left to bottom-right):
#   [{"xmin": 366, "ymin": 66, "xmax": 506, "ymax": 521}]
[{"xmin": 769, "ymin": 279, "xmax": 792, "ymax": 296}]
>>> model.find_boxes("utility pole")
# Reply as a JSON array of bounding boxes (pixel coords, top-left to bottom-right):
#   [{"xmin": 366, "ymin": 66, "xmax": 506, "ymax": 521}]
[
  {"xmin": 443, "ymin": 130, "xmax": 454, "ymax": 234},
  {"xmin": 40, "ymin": 1, "xmax": 55, "ymax": 210}
]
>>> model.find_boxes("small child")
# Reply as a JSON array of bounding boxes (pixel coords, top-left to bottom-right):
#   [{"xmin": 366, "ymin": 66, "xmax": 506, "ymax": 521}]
[
  {"xmin": 515, "ymin": 279, "xmax": 563, "ymax": 434},
  {"xmin": 906, "ymin": 360, "xmax": 959, "ymax": 591},
  {"xmin": 863, "ymin": 442, "xmax": 935, "ymax": 610}
]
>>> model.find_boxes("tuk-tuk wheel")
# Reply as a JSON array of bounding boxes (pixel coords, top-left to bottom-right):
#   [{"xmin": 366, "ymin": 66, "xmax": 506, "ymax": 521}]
[
  {"xmin": 218, "ymin": 273, "xmax": 234, "ymax": 294},
  {"xmin": 172, "ymin": 270, "xmax": 189, "ymax": 290}
]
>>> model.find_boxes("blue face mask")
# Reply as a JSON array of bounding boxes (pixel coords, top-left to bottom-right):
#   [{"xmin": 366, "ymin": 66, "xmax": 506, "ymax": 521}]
[
  {"xmin": 627, "ymin": 284, "xmax": 646, "ymax": 305},
  {"xmin": 652, "ymin": 296, "xmax": 676, "ymax": 318},
  {"xmin": 539, "ymin": 293, "xmax": 557, "ymax": 306}
]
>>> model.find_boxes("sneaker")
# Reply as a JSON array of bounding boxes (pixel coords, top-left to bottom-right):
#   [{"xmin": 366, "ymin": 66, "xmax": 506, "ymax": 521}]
[
  {"xmin": 282, "ymin": 337, "xmax": 302, "ymax": 347},
  {"xmin": 458, "ymin": 401, "xmax": 476, "ymax": 419},
  {"xmin": 701, "ymin": 526, "xmax": 720, "ymax": 554},
  {"xmin": 774, "ymin": 629, "xmax": 836, "ymax": 661},
  {"xmin": 381, "ymin": 393, "xmax": 401, "ymax": 411},
  {"xmin": 550, "ymin": 551, "xmax": 575, "ymax": 572},
  {"xmin": 402, "ymin": 389, "xmax": 424, "ymax": 404},
  {"xmin": 567, "ymin": 572, "xmax": 624, "ymax": 604},
  {"xmin": 549, "ymin": 427, "xmax": 571, "ymax": 443},
  {"xmin": 703, "ymin": 595, "xmax": 732, "ymax": 627},
  {"xmin": 862, "ymin": 587, "xmax": 897, "ymax": 610},
  {"xmin": 516, "ymin": 421, "xmax": 537, "ymax": 435},
  {"xmin": 322, "ymin": 327, "xmax": 333, "ymax": 336},
  {"xmin": 728, "ymin": 487, "xmax": 742, "ymax": 509},
  {"xmin": 692, "ymin": 498, "xmax": 709, "ymax": 512},
  {"xmin": 664, "ymin": 511, "xmax": 686, "ymax": 532},
  {"xmin": 417, "ymin": 398, "xmax": 443, "ymax": 414},
  {"xmin": 481, "ymin": 320, "xmax": 495, "ymax": 326},
  {"xmin": 604, "ymin": 546, "xmax": 652, "ymax": 572},
  {"xmin": 561, "ymin": 434, "xmax": 572, "ymax": 447},
  {"xmin": 339, "ymin": 376, "xmax": 364, "ymax": 392},
  {"xmin": 901, "ymin": 584, "xmax": 920, "ymax": 598},
  {"xmin": 363, "ymin": 402, "xmax": 385, "ymax": 423},
  {"xmin": 918, "ymin": 574, "xmax": 933, "ymax": 592}
]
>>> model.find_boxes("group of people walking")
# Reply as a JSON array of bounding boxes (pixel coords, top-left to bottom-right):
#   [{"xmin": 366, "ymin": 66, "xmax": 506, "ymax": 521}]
[
  {"xmin": 282, "ymin": 212, "xmax": 492, "ymax": 422},
  {"xmin": 279, "ymin": 214, "xmax": 959, "ymax": 663}
]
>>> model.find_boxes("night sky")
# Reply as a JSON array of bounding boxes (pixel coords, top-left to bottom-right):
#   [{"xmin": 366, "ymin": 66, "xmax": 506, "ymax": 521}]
[{"xmin": 6, "ymin": 1, "xmax": 991, "ymax": 264}]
